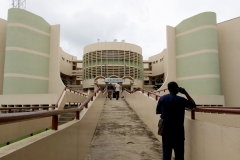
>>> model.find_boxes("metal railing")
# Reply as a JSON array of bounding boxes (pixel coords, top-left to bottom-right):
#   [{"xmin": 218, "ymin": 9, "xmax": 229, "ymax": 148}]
[
  {"xmin": 0, "ymin": 88, "xmax": 106, "ymax": 130},
  {"xmin": 124, "ymin": 88, "xmax": 240, "ymax": 120}
]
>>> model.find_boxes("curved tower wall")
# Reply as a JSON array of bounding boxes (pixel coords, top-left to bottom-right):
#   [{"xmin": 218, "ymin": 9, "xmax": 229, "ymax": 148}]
[
  {"xmin": 3, "ymin": 9, "xmax": 50, "ymax": 94},
  {"xmin": 175, "ymin": 12, "xmax": 221, "ymax": 95}
]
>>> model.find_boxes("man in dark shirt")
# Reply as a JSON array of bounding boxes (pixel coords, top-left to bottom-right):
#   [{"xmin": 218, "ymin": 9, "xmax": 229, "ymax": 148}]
[
  {"xmin": 156, "ymin": 81, "xmax": 196, "ymax": 160},
  {"xmin": 107, "ymin": 83, "xmax": 115, "ymax": 100}
]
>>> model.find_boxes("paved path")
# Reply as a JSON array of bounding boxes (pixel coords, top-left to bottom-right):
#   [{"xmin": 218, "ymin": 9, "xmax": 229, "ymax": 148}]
[{"xmin": 86, "ymin": 98, "xmax": 162, "ymax": 160}]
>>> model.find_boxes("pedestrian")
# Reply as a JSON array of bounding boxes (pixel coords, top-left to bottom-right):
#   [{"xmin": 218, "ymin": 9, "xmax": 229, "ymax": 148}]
[
  {"xmin": 156, "ymin": 81, "xmax": 196, "ymax": 160},
  {"xmin": 114, "ymin": 83, "xmax": 120, "ymax": 100},
  {"xmin": 107, "ymin": 83, "xmax": 114, "ymax": 100}
]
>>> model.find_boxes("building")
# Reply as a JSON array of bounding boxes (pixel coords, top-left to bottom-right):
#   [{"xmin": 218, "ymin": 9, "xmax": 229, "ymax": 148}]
[
  {"xmin": 0, "ymin": 9, "xmax": 240, "ymax": 106},
  {"xmin": 82, "ymin": 42, "xmax": 143, "ymax": 91}
]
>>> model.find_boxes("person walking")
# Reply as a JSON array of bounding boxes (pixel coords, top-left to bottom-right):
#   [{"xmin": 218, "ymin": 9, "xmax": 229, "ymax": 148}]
[
  {"xmin": 107, "ymin": 83, "xmax": 114, "ymax": 100},
  {"xmin": 114, "ymin": 83, "xmax": 120, "ymax": 100},
  {"xmin": 156, "ymin": 81, "xmax": 196, "ymax": 160}
]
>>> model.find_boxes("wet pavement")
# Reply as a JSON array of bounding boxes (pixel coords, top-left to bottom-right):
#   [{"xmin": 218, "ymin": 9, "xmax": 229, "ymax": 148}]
[{"xmin": 86, "ymin": 98, "xmax": 162, "ymax": 160}]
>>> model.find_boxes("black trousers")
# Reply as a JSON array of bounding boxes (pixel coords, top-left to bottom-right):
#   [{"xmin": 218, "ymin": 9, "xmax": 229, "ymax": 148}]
[
  {"xmin": 115, "ymin": 91, "xmax": 119, "ymax": 100},
  {"xmin": 162, "ymin": 137, "xmax": 184, "ymax": 160}
]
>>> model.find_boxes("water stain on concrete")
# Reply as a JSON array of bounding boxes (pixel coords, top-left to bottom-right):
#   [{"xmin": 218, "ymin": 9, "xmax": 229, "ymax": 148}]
[{"xmin": 86, "ymin": 98, "xmax": 163, "ymax": 160}]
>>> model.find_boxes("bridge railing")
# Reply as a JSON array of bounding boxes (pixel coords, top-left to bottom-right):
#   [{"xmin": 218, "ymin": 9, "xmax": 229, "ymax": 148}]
[
  {"xmin": 124, "ymin": 88, "xmax": 240, "ymax": 119},
  {"xmin": 0, "ymin": 88, "xmax": 107, "ymax": 130},
  {"xmin": 0, "ymin": 87, "xmax": 89, "ymax": 114}
]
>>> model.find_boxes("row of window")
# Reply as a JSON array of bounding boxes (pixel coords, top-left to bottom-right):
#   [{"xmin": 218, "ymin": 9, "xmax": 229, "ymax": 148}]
[
  {"xmin": 62, "ymin": 57, "xmax": 76, "ymax": 65},
  {"xmin": 152, "ymin": 57, "xmax": 164, "ymax": 64}
]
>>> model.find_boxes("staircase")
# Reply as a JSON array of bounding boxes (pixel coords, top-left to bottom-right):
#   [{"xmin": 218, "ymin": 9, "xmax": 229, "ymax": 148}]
[{"xmin": 58, "ymin": 103, "xmax": 79, "ymax": 125}]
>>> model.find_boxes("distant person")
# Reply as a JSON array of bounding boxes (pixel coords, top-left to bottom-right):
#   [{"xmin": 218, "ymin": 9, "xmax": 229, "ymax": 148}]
[
  {"xmin": 156, "ymin": 81, "xmax": 196, "ymax": 160},
  {"xmin": 107, "ymin": 83, "xmax": 114, "ymax": 100},
  {"xmin": 115, "ymin": 83, "xmax": 120, "ymax": 100}
]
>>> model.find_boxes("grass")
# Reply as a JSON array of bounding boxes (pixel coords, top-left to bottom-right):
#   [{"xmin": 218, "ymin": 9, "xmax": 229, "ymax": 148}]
[{"xmin": 0, "ymin": 127, "xmax": 51, "ymax": 148}]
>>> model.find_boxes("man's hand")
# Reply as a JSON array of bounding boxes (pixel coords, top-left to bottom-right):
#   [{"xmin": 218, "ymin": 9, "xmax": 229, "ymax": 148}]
[{"xmin": 179, "ymin": 87, "xmax": 187, "ymax": 94}]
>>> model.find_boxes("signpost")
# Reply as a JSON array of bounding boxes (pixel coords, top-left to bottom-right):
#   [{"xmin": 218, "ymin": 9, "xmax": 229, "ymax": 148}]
[{"xmin": 105, "ymin": 78, "xmax": 123, "ymax": 83}]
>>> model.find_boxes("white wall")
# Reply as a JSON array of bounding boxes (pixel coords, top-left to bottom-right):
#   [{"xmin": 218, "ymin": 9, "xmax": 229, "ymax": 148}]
[
  {"xmin": 48, "ymin": 25, "xmax": 65, "ymax": 94},
  {"xmin": 217, "ymin": 17, "xmax": 240, "ymax": 106},
  {"xmin": 149, "ymin": 50, "xmax": 165, "ymax": 76},
  {"xmin": 0, "ymin": 19, "xmax": 7, "ymax": 95}
]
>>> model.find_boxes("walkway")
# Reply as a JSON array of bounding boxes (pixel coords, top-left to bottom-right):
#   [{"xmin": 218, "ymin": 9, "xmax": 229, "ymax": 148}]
[{"xmin": 86, "ymin": 98, "xmax": 162, "ymax": 160}]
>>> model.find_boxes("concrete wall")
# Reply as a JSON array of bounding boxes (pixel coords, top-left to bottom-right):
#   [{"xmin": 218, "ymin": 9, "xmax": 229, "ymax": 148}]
[
  {"xmin": 217, "ymin": 17, "xmax": 240, "ymax": 106},
  {"xmin": 184, "ymin": 116, "xmax": 240, "ymax": 160},
  {"xmin": 148, "ymin": 50, "xmax": 165, "ymax": 76},
  {"xmin": 60, "ymin": 47, "xmax": 77, "ymax": 76},
  {"xmin": 48, "ymin": 25, "xmax": 65, "ymax": 94},
  {"xmin": 123, "ymin": 90, "xmax": 240, "ymax": 160},
  {"xmin": 0, "ymin": 19, "xmax": 7, "ymax": 95},
  {"xmin": 3, "ymin": 8, "xmax": 51, "ymax": 94},
  {"xmin": 0, "ymin": 91, "xmax": 107, "ymax": 160},
  {"xmin": 0, "ymin": 117, "xmax": 51, "ymax": 145}
]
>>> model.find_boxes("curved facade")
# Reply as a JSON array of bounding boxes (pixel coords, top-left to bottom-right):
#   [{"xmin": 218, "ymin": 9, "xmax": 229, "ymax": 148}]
[
  {"xmin": 82, "ymin": 42, "xmax": 143, "ymax": 89},
  {"xmin": 3, "ymin": 9, "xmax": 50, "ymax": 94},
  {"xmin": 175, "ymin": 12, "xmax": 221, "ymax": 95}
]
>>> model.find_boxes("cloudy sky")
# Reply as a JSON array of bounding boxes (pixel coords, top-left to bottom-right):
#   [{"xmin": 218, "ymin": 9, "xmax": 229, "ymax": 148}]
[{"xmin": 1, "ymin": 0, "xmax": 240, "ymax": 60}]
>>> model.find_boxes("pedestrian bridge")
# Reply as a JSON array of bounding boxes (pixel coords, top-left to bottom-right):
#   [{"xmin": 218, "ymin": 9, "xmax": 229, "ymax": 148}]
[{"xmin": 0, "ymin": 88, "xmax": 240, "ymax": 160}]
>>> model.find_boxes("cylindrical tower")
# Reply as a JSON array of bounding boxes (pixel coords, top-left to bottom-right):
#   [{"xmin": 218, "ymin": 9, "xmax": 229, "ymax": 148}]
[
  {"xmin": 175, "ymin": 12, "xmax": 221, "ymax": 95},
  {"xmin": 82, "ymin": 42, "xmax": 143, "ymax": 89},
  {"xmin": 3, "ymin": 8, "xmax": 50, "ymax": 94}
]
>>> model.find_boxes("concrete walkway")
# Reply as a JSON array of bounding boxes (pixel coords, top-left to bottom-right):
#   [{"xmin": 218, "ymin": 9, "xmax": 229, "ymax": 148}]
[{"xmin": 86, "ymin": 98, "xmax": 162, "ymax": 160}]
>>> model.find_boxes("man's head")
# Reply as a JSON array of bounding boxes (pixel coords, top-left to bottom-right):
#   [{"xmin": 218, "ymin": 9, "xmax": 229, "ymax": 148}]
[{"xmin": 168, "ymin": 81, "xmax": 179, "ymax": 94}]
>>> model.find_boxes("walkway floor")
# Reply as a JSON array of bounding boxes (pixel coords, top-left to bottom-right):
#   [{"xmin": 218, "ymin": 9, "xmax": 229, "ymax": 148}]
[{"xmin": 86, "ymin": 98, "xmax": 162, "ymax": 160}]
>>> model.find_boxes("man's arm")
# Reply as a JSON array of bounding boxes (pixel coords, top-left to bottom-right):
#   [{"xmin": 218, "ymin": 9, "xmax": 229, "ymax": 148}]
[
  {"xmin": 179, "ymin": 87, "xmax": 196, "ymax": 109},
  {"xmin": 156, "ymin": 99, "xmax": 162, "ymax": 114}
]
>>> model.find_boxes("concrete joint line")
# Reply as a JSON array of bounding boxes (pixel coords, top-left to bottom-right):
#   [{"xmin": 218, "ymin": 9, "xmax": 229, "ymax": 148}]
[
  {"xmin": 176, "ymin": 49, "xmax": 218, "ymax": 59},
  {"xmin": 6, "ymin": 47, "xmax": 50, "ymax": 57},
  {"xmin": 177, "ymin": 74, "xmax": 220, "ymax": 81},
  {"xmin": 7, "ymin": 23, "xmax": 50, "ymax": 36},
  {"xmin": 176, "ymin": 25, "xmax": 217, "ymax": 37},
  {"xmin": 4, "ymin": 73, "xmax": 49, "ymax": 80}
]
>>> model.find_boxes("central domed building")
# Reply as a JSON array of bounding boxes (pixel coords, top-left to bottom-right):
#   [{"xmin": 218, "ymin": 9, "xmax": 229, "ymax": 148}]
[{"xmin": 82, "ymin": 41, "xmax": 143, "ymax": 90}]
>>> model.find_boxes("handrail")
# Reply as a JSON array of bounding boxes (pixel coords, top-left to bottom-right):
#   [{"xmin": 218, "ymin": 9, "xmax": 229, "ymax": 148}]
[
  {"xmin": 0, "ymin": 106, "xmax": 56, "ymax": 113},
  {"xmin": 124, "ymin": 87, "xmax": 240, "ymax": 120},
  {"xmin": 55, "ymin": 87, "xmax": 66, "ymax": 108},
  {"xmin": 0, "ymin": 88, "xmax": 107, "ymax": 130},
  {"xmin": 66, "ymin": 87, "xmax": 88, "ymax": 97},
  {"xmin": 124, "ymin": 88, "xmax": 166, "ymax": 101}
]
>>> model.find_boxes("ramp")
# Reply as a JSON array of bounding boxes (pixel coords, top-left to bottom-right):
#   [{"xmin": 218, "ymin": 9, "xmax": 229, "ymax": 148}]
[{"xmin": 87, "ymin": 98, "xmax": 162, "ymax": 159}]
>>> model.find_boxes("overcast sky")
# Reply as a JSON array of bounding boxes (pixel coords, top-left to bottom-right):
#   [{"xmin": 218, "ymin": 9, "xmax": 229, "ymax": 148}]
[{"xmin": 1, "ymin": 0, "xmax": 240, "ymax": 60}]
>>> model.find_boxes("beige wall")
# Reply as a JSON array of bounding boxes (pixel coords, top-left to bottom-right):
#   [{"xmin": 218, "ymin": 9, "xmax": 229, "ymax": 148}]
[
  {"xmin": 0, "ymin": 117, "xmax": 51, "ymax": 145},
  {"xmin": 159, "ymin": 26, "xmax": 177, "ymax": 91},
  {"xmin": 57, "ymin": 91, "xmax": 87, "ymax": 110},
  {"xmin": 0, "ymin": 94, "xmax": 58, "ymax": 105},
  {"xmin": 48, "ymin": 25, "xmax": 66, "ymax": 94},
  {"xmin": 0, "ymin": 19, "xmax": 7, "ymax": 95},
  {"xmin": 185, "ymin": 116, "xmax": 240, "ymax": 160},
  {"xmin": 60, "ymin": 48, "xmax": 77, "ymax": 76},
  {"xmin": 0, "ymin": 91, "xmax": 107, "ymax": 160},
  {"xmin": 217, "ymin": 18, "xmax": 240, "ymax": 106},
  {"xmin": 149, "ymin": 50, "xmax": 165, "ymax": 76},
  {"xmin": 84, "ymin": 42, "xmax": 142, "ymax": 55}
]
